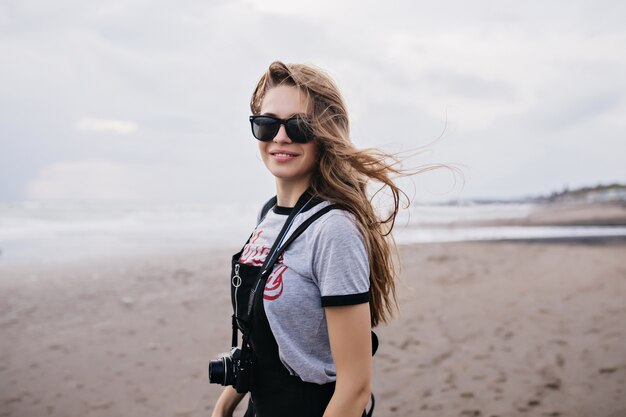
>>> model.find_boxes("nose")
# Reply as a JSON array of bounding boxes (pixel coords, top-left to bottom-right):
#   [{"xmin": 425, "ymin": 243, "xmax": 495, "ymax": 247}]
[{"xmin": 273, "ymin": 125, "xmax": 292, "ymax": 144}]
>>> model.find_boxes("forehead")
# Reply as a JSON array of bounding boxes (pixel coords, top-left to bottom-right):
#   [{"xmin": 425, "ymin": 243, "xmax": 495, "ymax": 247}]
[{"xmin": 260, "ymin": 85, "xmax": 309, "ymax": 116}]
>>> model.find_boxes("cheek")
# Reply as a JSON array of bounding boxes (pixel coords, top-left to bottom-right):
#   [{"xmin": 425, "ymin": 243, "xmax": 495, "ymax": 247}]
[
  {"xmin": 258, "ymin": 141, "xmax": 268, "ymax": 158},
  {"xmin": 258, "ymin": 143, "xmax": 273, "ymax": 168}
]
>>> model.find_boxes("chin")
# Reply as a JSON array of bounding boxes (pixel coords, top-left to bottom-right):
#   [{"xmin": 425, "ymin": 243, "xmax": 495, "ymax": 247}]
[
  {"xmin": 270, "ymin": 170, "xmax": 301, "ymax": 179},
  {"xmin": 266, "ymin": 166, "xmax": 307, "ymax": 181}
]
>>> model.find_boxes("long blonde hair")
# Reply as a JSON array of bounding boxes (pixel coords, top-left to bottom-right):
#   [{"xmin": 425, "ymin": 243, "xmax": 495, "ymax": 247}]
[{"xmin": 251, "ymin": 61, "xmax": 455, "ymax": 327}]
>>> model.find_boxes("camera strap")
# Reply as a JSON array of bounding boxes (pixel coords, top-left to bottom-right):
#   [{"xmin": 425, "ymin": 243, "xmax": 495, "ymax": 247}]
[
  {"xmin": 234, "ymin": 190, "xmax": 342, "ymax": 345},
  {"xmin": 248, "ymin": 201, "xmax": 342, "ymax": 316},
  {"xmin": 239, "ymin": 201, "xmax": 341, "ymax": 359},
  {"xmin": 246, "ymin": 190, "xmax": 319, "ymax": 316},
  {"xmin": 243, "ymin": 200, "xmax": 379, "ymax": 417},
  {"xmin": 232, "ymin": 188, "xmax": 327, "ymax": 339}
]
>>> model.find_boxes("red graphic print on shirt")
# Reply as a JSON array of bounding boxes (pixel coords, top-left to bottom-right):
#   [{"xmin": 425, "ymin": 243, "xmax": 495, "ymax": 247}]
[
  {"xmin": 264, "ymin": 264, "xmax": 287, "ymax": 300},
  {"xmin": 240, "ymin": 229, "xmax": 284, "ymax": 266},
  {"xmin": 238, "ymin": 227, "xmax": 287, "ymax": 300},
  {"xmin": 240, "ymin": 230, "xmax": 269, "ymax": 266}
]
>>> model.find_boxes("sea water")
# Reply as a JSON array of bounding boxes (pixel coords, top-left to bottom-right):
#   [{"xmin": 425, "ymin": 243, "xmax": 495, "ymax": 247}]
[
  {"xmin": 1, "ymin": 201, "xmax": 625, "ymax": 265},
  {"xmin": 0, "ymin": 201, "xmax": 258, "ymax": 265}
]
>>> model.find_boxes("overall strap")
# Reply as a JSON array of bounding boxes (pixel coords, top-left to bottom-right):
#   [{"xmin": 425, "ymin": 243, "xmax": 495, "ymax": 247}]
[
  {"xmin": 267, "ymin": 204, "xmax": 341, "ymax": 265},
  {"xmin": 237, "ymin": 189, "xmax": 323, "ymax": 334},
  {"xmin": 232, "ymin": 190, "xmax": 321, "ymax": 348},
  {"xmin": 246, "ymin": 203, "xmax": 342, "ymax": 318},
  {"xmin": 250, "ymin": 202, "xmax": 378, "ymax": 417},
  {"xmin": 239, "ymin": 203, "xmax": 342, "ymax": 382}
]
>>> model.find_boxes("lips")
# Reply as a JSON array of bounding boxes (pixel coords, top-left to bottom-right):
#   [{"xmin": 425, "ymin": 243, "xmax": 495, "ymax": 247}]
[
  {"xmin": 270, "ymin": 149, "xmax": 299, "ymax": 156},
  {"xmin": 269, "ymin": 149, "xmax": 299, "ymax": 163}
]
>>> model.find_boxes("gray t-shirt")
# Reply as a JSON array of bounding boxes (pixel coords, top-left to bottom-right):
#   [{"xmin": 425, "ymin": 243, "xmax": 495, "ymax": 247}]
[{"xmin": 237, "ymin": 199, "xmax": 370, "ymax": 384}]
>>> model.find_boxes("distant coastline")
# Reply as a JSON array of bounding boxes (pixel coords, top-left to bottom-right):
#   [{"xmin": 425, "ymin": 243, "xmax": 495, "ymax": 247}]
[
  {"xmin": 437, "ymin": 182, "xmax": 626, "ymax": 206},
  {"xmin": 1, "ymin": 185, "xmax": 626, "ymax": 264},
  {"xmin": 410, "ymin": 201, "xmax": 626, "ymax": 228}
]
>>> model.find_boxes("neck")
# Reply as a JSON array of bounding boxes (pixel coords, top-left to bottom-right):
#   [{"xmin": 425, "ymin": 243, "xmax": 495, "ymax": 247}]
[{"xmin": 275, "ymin": 177, "xmax": 312, "ymax": 207}]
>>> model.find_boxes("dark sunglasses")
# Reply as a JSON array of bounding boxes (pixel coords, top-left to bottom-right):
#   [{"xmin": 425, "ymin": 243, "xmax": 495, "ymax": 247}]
[{"xmin": 249, "ymin": 115, "xmax": 315, "ymax": 143}]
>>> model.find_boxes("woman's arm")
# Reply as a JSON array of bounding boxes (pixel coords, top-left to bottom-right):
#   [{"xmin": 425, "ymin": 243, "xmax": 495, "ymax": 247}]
[
  {"xmin": 211, "ymin": 386, "xmax": 246, "ymax": 417},
  {"xmin": 323, "ymin": 302, "xmax": 372, "ymax": 417}
]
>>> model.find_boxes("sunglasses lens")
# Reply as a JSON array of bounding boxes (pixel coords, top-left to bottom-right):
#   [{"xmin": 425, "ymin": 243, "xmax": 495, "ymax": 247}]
[
  {"xmin": 250, "ymin": 116, "xmax": 314, "ymax": 143},
  {"xmin": 251, "ymin": 116, "xmax": 279, "ymax": 141},
  {"xmin": 285, "ymin": 118, "xmax": 313, "ymax": 143}
]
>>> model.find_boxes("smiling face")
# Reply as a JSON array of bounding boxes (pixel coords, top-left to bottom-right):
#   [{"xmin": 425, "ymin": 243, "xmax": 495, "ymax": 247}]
[{"xmin": 258, "ymin": 85, "xmax": 318, "ymax": 188}]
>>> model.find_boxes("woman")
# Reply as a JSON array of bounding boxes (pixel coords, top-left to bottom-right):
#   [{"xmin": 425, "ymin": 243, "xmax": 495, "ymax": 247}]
[{"xmin": 211, "ymin": 61, "xmax": 418, "ymax": 417}]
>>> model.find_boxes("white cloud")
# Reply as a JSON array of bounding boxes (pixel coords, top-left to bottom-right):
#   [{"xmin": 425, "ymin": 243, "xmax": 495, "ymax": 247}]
[
  {"xmin": 75, "ymin": 117, "xmax": 138, "ymax": 134},
  {"xmin": 2, "ymin": 0, "xmax": 626, "ymax": 203},
  {"xmin": 26, "ymin": 160, "xmax": 143, "ymax": 201},
  {"xmin": 23, "ymin": 158, "xmax": 273, "ymax": 204}
]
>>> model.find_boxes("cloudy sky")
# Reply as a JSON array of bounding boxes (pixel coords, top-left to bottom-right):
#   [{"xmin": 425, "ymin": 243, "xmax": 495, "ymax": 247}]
[{"xmin": 1, "ymin": 0, "xmax": 624, "ymax": 205}]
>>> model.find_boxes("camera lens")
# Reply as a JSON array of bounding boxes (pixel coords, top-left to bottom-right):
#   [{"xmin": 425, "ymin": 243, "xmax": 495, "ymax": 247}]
[{"xmin": 208, "ymin": 358, "xmax": 226, "ymax": 385}]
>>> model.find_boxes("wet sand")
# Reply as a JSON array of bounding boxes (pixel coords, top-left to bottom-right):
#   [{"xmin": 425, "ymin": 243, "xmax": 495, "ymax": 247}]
[{"xmin": 1, "ymin": 205, "xmax": 625, "ymax": 417}]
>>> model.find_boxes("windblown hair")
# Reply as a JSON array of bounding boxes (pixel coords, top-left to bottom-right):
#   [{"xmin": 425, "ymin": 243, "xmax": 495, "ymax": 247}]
[{"xmin": 251, "ymin": 61, "xmax": 457, "ymax": 327}]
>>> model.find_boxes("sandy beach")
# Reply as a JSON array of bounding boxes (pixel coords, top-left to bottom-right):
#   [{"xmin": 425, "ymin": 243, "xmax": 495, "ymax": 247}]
[{"xmin": 1, "ymin": 204, "xmax": 625, "ymax": 417}]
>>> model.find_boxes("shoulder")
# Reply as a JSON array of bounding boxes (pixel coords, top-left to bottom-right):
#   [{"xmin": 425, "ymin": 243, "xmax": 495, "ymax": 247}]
[
  {"xmin": 310, "ymin": 205, "xmax": 371, "ymax": 299},
  {"xmin": 313, "ymin": 206, "xmax": 363, "ymax": 236},
  {"xmin": 256, "ymin": 196, "xmax": 277, "ymax": 225},
  {"xmin": 310, "ymin": 207, "xmax": 368, "ymax": 253}
]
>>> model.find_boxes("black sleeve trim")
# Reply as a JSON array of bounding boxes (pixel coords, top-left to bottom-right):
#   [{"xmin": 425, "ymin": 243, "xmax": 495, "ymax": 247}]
[{"xmin": 321, "ymin": 291, "xmax": 370, "ymax": 307}]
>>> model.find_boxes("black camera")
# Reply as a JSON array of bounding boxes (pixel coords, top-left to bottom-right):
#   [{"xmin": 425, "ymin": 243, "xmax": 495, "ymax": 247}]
[{"xmin": 208, "ymin": 347, "xmax": 252, "ymax": 393}]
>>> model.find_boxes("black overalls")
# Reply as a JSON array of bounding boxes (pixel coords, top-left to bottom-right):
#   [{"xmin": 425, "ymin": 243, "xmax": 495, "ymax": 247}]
[
  {"xmin": 231, "ymin": 248, "xmax": 337, "ymax": 417},
  {"xmin": 230, "ymin": 194, "xmax": 339, "ymax": 417},
  {"xmin": 228, "ymin": 191, "xmax": 372, "ymax": 417}
]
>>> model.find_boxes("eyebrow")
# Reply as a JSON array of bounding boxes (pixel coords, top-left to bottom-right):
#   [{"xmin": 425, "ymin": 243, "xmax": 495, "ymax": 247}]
[{"xmin": 261, "ymin": 112, "xmax": 308, "ymax": 118}]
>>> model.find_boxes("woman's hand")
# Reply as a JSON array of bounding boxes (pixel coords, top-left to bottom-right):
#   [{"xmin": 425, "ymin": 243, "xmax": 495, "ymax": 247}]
[
  {"xmin": 211, "ymin": 386, "xmax": 246, "ymax": 417},
  {"xmin": 323, "ymin": 302, "xmax": 372, "ymax": 417}
]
